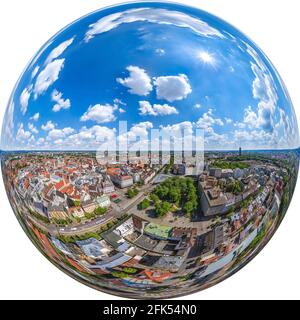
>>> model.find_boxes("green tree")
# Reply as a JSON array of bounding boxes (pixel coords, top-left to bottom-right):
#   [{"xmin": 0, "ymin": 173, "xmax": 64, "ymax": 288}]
[
  {"xmin": 150, "ymin": 193, "xmax": 160, "ymax": 205},
  {"xmin": 126, "ymin": 187, "xmax": 139, "ymax": 199},
  {"xmin": 155, "ymin": 201, "xmax": 172, "ymax": 217},
  {"xmin": 111, "ymin": 271, "xmax": 128, "ymax": 279},
  {"xmin": 94, "ymin": 207, "xmax": 107, "ymax": 216},
  {"xmin": 138, "ymin": 198, "xmax": 150, "ymax": 210},
  {"xmin": 183, "ymin": 201, "xmax": 194, "ymax": 216},
  {"xmin": 169, "ymin": 188, "xmax": 181, "ymax": 204},
  {"xmin": 123, "ymin": 267, "xmax": 137, "ymax": 274}
]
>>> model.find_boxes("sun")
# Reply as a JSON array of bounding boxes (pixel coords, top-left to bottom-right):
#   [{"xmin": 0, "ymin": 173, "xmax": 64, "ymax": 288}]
[{"xmin": 197, "ymin": 51, "xmax": 217, "ymax": 66}]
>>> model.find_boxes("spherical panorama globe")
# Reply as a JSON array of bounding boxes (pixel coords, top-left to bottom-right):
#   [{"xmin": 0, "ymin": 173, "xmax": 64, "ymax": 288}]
[{"xmin": 1, "ymin": 1, "xmax": 299, "ymax": 299}]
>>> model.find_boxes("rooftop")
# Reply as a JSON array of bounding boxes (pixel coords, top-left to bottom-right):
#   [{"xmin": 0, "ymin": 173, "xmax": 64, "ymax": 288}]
[{"xmin": 144, "ymin": 223, "xmax": 173, "ymax": 240}]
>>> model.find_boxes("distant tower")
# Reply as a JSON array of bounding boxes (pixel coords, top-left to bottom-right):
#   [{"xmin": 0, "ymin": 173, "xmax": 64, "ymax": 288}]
[{"xmin": 239, "ymin": 147, "xmax": 242, "ymax": 156}]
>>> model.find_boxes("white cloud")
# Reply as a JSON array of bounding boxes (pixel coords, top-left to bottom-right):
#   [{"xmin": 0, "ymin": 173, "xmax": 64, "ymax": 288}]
[
  {"xmin": 1, "ymin": 101, "xmax": 15, "ymax": 147},
  {"xmin": 195, "ymin": 109, "xmax": 227, "ymax": 147},
  {"xmin": 51, "ymin": 89, "xmax": 71, "ymax": 112},
  {"xmin": 205, "ymin": 130, "xmax": 228, "ymax": 145},
  {"xmin": 41, "ymin": 120, "xmax": 56, "ymax": 131},
  {"xmin": 80, "ymin": 104, "xmax": 117, "ymax": 123},
  {"xmin": 160, "ymin": 121, "xmax": 194, "ymax": 135},
  {"xmin": 128, "ymin": 121, "xmax": 153, "ymax": 138},
  {"xmin": 274, "ymin": 108, "xmax": 299, "ymax": 148},
  {"xmin": 20, "ymin": 85, "xmax": 33, "ymax": 114},
  {"xmin": 225, "ymin": 117, "xmax": 233, "ymax": 124},
  {"xmin": 278, "ymin": 108, "xmax": 292, "ymax": 137},
  {"xmin": 47, "ymin": 127, "xmax": 75, "ymax": 140},
  {"xmin": 155, "ymin": 48, "xmax": 165, "ymax": 56},
  {"xmin": 138, "ymin": 101, "xmax": 156, "ymax": 116},
  {"xmin": 114, "ymin": 98, "xmax": 126, "ymax": 113},
  {"xmin": 28, "ymin": 135, "xmax": 35, "ymax": 143},
  {"xmin": 84, "ymin": 8, "xmax": 224, "ymax": 42},
  {"xmin": 28, "ymin": 123, "xmax": 39, "ymax": 134},
  {"xmin": 117, "ymin": 121, "xmax": 153, "ymax": 149},
  {"xmin": 113, "ymin": 98, "xmax": 126, "ymax": 106},
  {"xmin": 196, "ymin": 109, "xmax": 224, "ymax": 131},
  {"xmin": 16, "ymin": 123, "xmax": 32, "ymax": 142},
  {"xmin": 234, "ymin": 122, "xmax": 246, "ymax": 129},
  {"xmin": 117, "ymin": 66, "xmax": 153, "ymax": 96},
  {"xmin": 36, "ymin": 137, "xmax": 45, "ymax": 146},
  {"xmin": 30, "ymin": 113, "xmax": 40, "ymax": 121},
  {"xmin": 45, "ymin": 37, "xmax": 74, "ymax": 65},
  {"xmin": 65, "ymin": 125, "xmax": 116, "ymax": 149},
  {"xmin": 243, "ymin": 106, "xmax": 257, "ymax": 128},
  {"xmin": 34, "ymin": 124, "xmax": 117, "ymax": 150},
  {"xmin": 194, "ymin": 103, "xmax": 202, "ymax": 109},
  {"xmin": 79, "ymin": 125, "xmax": 115, "ymax": 141},
  {"xmin": 251, "ymin": 63, "xmax": 277, "ymax": 132},
  {"xmin": 31, "ymin": 66, "xmax": 40, "ymax": 79},
  {"xmin": 54, "ymin": 139, "xmax": 64, "ymax": 145},
  {"xmin": 159, "ymin": 121, "xmax": 196, "ymax": 151},
  {"xmin": 243, "ymin": 44, "xmax": 278, "ymax": 133},
  {"xmin": 234, "ymin": 129, "xmax": 273, "ymax": 146},
  {"xmin": 154, "ymin": 74, "xmax": 192, "ymax": 102},
  {"xmin": 34, "ymin": 59, "xmax": 65, "ymax": 98},
  {"xmin": 139, "ymin": 101, "xmax": 178, "ymax": 116},
  {"xmin": 30, "ymin": 38, "xmax": 74, "ymax": 99}
]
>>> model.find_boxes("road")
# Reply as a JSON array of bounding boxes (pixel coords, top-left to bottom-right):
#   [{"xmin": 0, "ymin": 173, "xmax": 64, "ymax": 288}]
[{"xmin": 24, "ymin": 182, "xmax": 155, "ymax": 237}]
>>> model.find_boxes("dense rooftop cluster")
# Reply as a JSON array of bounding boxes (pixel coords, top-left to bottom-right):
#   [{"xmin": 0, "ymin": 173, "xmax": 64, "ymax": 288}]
[{"xmin": 1, "ymin": 149, "xmax": 298, "ymax": 298}]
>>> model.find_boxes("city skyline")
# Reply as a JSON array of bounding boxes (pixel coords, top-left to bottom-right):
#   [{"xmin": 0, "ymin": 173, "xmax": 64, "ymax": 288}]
[{"xmin": 1, "ymin": 3, "xmax": 299, "ymax": 151}]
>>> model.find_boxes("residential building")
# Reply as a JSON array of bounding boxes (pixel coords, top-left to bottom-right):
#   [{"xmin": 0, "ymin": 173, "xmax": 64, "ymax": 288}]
[
  {"xmin": 110, "ymin": 175, "xmax": 133, "ymax": 188},
  {"xmin": 96, "ymin": 195, "xmax": 111, "ymax": 208},
  {"xmin": 81, "ymin": 199, "xmax": 97, "ymax": 213}
]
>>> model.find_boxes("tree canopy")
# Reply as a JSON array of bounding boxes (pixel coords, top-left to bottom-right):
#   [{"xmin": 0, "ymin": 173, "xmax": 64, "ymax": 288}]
[{"xmin": 152, "ymin": 177, "xmax": 198, "ymax": 217}]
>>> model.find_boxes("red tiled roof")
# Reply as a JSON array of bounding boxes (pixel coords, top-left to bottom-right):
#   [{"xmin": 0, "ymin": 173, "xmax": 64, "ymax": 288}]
[
  {"xmin": 24, "ymin": 179, "xmax": 30, "ymax": 189},
  {"xmin": 60, "ymin": 184, "xmax": 74, "ymax": 195},
  {"xmin": 143, "ymin": 269, "xmax": 172, "ymax": 282},
  {"xmin": 55, "ymin": 180, "xmax": 65, "ymax": 191},
  {"xmin": 66, "ymin": 257, "xmax": 87, "ymax": 273},
  {"xmin": 107, "ymin": 167, "xmax": 121, "ymax": 176}
]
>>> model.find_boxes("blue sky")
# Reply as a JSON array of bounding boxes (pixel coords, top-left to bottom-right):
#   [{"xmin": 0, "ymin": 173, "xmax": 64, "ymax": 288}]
[{"xmin": 1, "ymin": 2, "xmax": 299, "ymax": 151}]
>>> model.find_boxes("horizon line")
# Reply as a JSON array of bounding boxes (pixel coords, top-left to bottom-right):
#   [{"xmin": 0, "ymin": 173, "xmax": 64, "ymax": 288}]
[{"xmin": 1, "ymin": 147, "xmax": 300, "ymax": 153}]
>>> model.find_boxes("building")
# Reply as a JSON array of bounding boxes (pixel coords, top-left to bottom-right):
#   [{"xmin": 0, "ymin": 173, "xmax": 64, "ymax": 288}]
[
  {"xmin": 221, "ymin": 169, "xmax": 233, "ymax": 179},
  {"xmin": 173, "ymin": 164, "xmax": 186, "ymax": 176},
  {"xmin": 110, "ymin": 175, "xmax": 133, "ymax": 188},
  {"xmin": 81, "ymin": 199, "xmax": 97, "ymax": 213},
  {"xmin": 132, "ymin": 214, "xmax": 147, "ymax": 233},
  {"xmin": 69, "ymin": 206, "xmax": 85, "ymax": 218},
  {"xmin": 107, "ymin": 167, "xmax": 121, "ymax": 176},
  {"xmin": 114, "ymin": 218, "xmax": 135, "ymax": 237},
  {"xmin": 154, "ymin": 255, "xmax": 184, "ymax": 272},
  {"xmin": 96, "ymin": 194, "xmax": 111, "ymax": 208},
  {"xmin": 199, "ymin": 187, "xmax": 228, "ymax": 217},
  {"xmin": 132, "ymin": 172, "xmax": 141, "ymax": 183},
  {"xmin": 87, "ymin": 253, "xmax": 132, "ymax": 270},
  {"xmin": 102, "ymin": 176, "xmax": 115, "ymax": 194},
  {"xmin": 48, "ymin": 204, "xmax": 68, "ymax": 220},
  {"xmin": 143, "ymin": 171, "xmax": 156, "ymax": 184},
  {"xmin": 144, "ymin": 223, "xmax": 173, "ymax": 240},
  {"xmin": 32, "ymin": 199, "xmax": 48, "ymax": 217},
  {"xmin": 76, "ymin": 238, "xmax": 112, "ymax": 259},
  {"xmin": 213, "ymin": 225, "xmax": 224, "ymax": 248},
  {"xmin": 233, "ymin": 168, "xmax": 244, "ymax": 179},
  {"xmin": 209, "ymin": 168, "xmax": 222, "ymax": 178}
]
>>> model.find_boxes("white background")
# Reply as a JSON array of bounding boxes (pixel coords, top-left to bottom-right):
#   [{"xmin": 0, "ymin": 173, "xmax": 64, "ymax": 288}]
[{"xmin": 0, "ymin": 0, "xmax": 299, "ymax": 300}]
